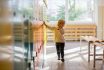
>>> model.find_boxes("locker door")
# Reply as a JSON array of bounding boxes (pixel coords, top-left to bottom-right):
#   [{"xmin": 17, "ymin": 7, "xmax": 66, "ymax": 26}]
[
  {"xmin": 0, "ymin": 0, "xmax": 13, "ymax": 70},
  {"xmin": 0, "ymin": 21, "xmax": 13, "ymax": 70}
]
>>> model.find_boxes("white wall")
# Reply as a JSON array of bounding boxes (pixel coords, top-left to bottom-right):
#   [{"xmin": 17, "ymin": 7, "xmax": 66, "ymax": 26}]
[{"xmin": 97, "ymin": 0, "xmax": 104, "ymax": 40}]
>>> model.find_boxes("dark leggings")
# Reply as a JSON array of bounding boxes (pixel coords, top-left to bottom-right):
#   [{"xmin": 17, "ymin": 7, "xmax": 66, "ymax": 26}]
[
  {"xmin": 24, "ymin": 42, "xmax": 33, "ymax": 59},
  {"xmin": 56, "ymin": 42, "xmax": 65, "ymax": 59}
]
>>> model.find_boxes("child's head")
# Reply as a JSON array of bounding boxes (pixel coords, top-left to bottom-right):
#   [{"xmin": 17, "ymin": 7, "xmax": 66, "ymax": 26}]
[{"xmin": 57, "ymin": 19, "xmax": 65, "ymax": 28}]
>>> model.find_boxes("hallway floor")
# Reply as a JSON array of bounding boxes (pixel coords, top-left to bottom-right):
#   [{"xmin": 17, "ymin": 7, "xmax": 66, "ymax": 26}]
[{"xmin": 43, "ymin": 41, "xmax": 104, "ymax": 70}]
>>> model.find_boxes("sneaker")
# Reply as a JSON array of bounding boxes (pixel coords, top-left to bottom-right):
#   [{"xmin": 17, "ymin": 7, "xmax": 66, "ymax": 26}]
[{"xmin": 61, "ymin": 59, "xmax": 64, "ymax": 62}]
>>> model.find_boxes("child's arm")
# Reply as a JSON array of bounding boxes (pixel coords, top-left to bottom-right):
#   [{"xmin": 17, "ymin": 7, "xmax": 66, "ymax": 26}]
[{"xmin": 43, "ymin": 21, "xmax": 55, "ymax": 30}]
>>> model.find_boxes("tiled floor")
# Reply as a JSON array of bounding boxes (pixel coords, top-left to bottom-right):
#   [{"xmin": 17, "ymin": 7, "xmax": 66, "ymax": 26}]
[{"xmin": 43, "ymin": 41, "xmax": 104, "ymax": 70}]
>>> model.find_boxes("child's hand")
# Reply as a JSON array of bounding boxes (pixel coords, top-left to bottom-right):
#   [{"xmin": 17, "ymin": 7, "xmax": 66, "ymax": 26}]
[
  {"xmin": 43, "ymin": 21, "xmax": 45, "ymax": 25},
  {"xmin": 41, "ymin": 23, "xmax": 44, "ymax": 26},
  {"xmin": 43, "ymin": 21, "xmax": 46, "ymax": 26}
]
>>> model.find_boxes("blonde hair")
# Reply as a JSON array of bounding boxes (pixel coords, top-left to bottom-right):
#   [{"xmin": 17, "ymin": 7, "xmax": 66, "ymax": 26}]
[{"xmin": 57, "ymin": 19, "xmax": 65, "ymax": 26}]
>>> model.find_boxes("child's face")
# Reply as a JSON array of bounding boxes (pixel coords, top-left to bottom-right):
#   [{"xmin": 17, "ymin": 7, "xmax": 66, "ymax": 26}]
[
  {"xmin": 57, "ymin": 19, "xmax": 65, "ymax": 28},
  {"xmin": 58, "ymin": 23, "xmax": 65, "ymax": 28}
]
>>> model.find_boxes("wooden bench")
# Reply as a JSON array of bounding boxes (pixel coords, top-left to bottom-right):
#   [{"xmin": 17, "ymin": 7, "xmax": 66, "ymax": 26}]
[{"xmin": 80, "ymin": 36, "xmax": 104, "ymax": 68}]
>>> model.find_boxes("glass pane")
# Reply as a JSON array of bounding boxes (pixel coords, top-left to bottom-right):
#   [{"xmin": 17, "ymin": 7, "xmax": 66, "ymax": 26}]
[
  {"xmin": 9, "ymin": 0, "xmax": 34, "ymax": 19},
  {"xmin": 47, "ymin": 0, "xmax": 65, "ymax": 22},
  {"xmin": 68, "ymin": 0, "xmax": 94, "ymax": 22}
]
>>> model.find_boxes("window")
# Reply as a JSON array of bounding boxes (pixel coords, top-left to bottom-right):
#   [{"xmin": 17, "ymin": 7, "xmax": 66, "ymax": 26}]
[
  {"xmin": 47, "ymin": 0, "xmax": 95, "ymax": 23},
  {"xmin": 47, "ymin": 0, "xmax": 65, "ymax": 21},
  {"xmin": 9, "ymin": 0, "xmax": 34, "ymax": 18},
  {"xmin": 67, "ymin": 0, "xmax": 94, "ymax": 22}
]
